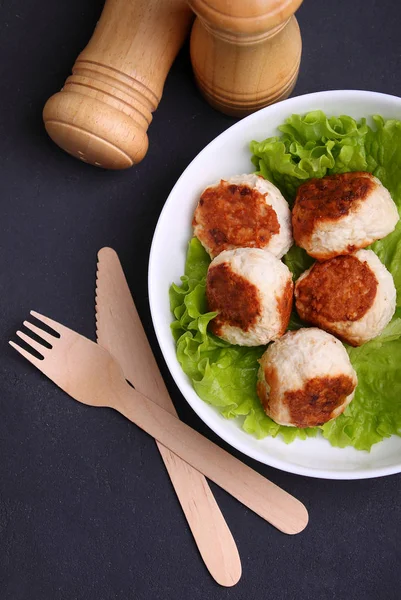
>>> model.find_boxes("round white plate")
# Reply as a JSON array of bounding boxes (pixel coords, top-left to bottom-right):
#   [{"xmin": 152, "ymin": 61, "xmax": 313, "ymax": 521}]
[{"xmin": 148, "ymin": 90, "xmax": 401, "ymax": 480}]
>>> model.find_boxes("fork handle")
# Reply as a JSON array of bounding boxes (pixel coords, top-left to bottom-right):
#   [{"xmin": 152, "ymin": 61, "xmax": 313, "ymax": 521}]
[{"xmin": 115, "ymin": 385, "xmax": 308, "ymax": 535}]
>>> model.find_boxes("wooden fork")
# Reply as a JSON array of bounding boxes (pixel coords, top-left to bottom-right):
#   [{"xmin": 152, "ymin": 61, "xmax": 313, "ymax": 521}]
[{"xmin": 10, "ymin": 311, "xmax": 308, "ymax": 535}]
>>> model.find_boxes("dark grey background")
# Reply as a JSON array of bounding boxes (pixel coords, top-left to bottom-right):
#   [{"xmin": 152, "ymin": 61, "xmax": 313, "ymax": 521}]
[{"xmin": 1, "ymin": 1, "xmax": 401, "ymax": 598}]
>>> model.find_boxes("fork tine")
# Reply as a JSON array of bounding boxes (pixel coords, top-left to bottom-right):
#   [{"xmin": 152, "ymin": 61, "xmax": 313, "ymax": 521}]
[
  {"xmin": 9, "ymin": 340, "xmax": 44, "ymax": 367},
  {"xmin": 16, "ymin": 331, "xmax": 49, "ymax": 356},
  {"xmin": 30, "ymin": 310, "xmax": 64, "ymax": 336},
  {"xmin": 23, "ymin": 320, "xmax": 55, "ymax": 345}
]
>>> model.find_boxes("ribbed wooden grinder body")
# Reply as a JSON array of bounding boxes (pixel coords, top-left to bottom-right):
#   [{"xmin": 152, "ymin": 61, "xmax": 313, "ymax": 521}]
[
  {"xmin": 43, "ymin": 0, "xmax": 193, "ymax": 169},
  {"xmin": 189, "ymin": 0, "xmax": 303, "ymax": 117}
]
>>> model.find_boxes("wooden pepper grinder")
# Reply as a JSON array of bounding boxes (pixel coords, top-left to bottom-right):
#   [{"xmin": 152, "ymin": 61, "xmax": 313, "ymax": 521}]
[
  {"xmin": 188, "ymin": 0, "xmax": 303, "ymax": 117},
  {"xmin": 43, "ymin": 0, "xmax": 193, "ymax": 169}
]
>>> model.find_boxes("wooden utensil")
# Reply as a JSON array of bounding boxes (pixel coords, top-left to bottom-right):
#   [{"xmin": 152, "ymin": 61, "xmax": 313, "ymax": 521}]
[
  {"xmin": 95, "ymin": 247, "xmax": 241, "ymax": 587},
  {"xmin": 43, "ymin": 0, "xmax": 193, "ymax": 169},
  {"xmin": 10, "ymin": 311, "xmax": 308, "ymax": 535},
  {"xmin": 189, "ymin": 0, "xmax": 303, "ymax": 117}
]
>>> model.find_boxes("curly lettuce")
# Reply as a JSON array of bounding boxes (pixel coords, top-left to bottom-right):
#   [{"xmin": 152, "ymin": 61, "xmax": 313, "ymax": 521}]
[{"xmin": 170, "ymin": 111, "xmax": 401, "ymax": 451}]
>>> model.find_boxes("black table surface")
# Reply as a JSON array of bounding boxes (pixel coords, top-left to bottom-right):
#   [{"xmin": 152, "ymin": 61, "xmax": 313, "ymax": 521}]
[{"xmin": 2, "ymin": 1, "xmax": 401, "ymax": 598}]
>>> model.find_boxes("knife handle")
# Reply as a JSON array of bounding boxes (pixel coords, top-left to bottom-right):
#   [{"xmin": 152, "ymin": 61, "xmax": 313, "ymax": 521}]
[
  {"xmin": 115, "ymin": 384, "xmax": 308, "ymax": 535},
  {"xmin": 156, "ymin": 443, "xmax": 241, "ymax": 585}
]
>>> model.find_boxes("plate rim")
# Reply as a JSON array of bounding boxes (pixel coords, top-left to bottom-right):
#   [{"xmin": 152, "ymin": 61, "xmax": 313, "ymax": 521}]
[{"xmin": 148, "ymin": 89, "xmax": 401, "ymax": 480}]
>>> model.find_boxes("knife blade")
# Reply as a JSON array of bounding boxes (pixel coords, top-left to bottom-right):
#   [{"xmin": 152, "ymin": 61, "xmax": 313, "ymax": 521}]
[{"xmin": 95, "ymin": 247, "xmax": 241, "ymax": 587}]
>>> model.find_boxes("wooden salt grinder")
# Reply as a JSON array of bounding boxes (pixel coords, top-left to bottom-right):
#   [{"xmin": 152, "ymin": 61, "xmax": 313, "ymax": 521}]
[
  {"xmin": 188, "ymin": 0, "xmax": 303, "ymax": 117},
  {"xmin": 43, "ymin": 0, "xmax": 193, "ymax": 169}
]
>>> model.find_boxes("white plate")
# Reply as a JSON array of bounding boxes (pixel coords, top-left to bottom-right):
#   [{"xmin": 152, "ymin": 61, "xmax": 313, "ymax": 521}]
[{"xmin": 148, "ymin": 90, "xmax": 401, "ymax": 480}]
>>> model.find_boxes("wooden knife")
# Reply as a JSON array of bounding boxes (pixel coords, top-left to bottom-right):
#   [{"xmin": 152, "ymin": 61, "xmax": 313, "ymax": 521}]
[{"xmin": 95, "ymin": 247, "xmax": 242, "ymax": 587}]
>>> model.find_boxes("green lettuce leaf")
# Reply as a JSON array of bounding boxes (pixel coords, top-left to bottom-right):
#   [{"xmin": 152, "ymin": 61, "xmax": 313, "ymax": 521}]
[
  {"xmin": 321, "ymin": 322, "xmax": 401, "ymax": 451},
  {"xmin": 170, "ymin": 111, "xmax": 401, "ymax": 451},
  {"xmin": 250, "ymin": 110, "xmax": 371, "ymax": 202}
]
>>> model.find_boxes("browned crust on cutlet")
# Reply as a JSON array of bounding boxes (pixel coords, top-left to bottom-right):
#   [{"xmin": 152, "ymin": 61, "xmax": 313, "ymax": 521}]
[
  {"xmin": 206, "ymin": 262, "xmax": 262, "ymax": 336},
  {"xmin": 193, "ymin": 180, "xmax": 280, "ymax": 258},
  {"xmin": 295, "ymin": 255, "xmax": 378, "ymax": 344},
  {"xmin": 276, "ymin": 279, "xmax": 294, "ymax": 336},
  {"xmin": 292, "ymin": 172, "xmax": 376, "ymax": 257},
  {"xmin": 283, "ymin": 375, "xmax": 356, "ymax": 427},
  {"xmin": 257, "ymin": 365, "xmax": 355, "ymax": 427}
]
